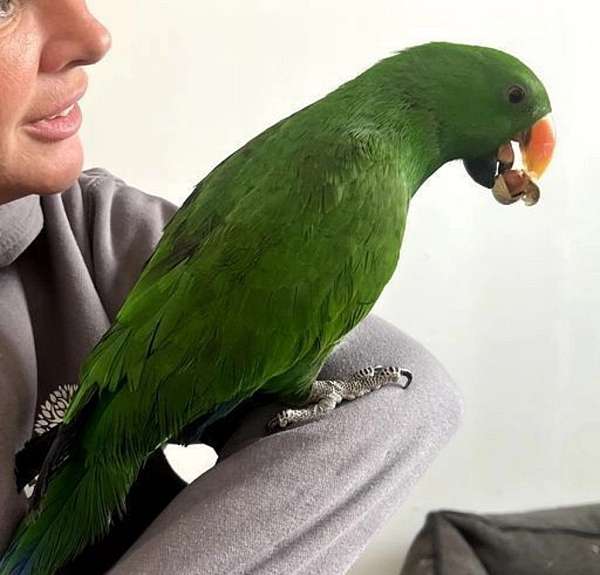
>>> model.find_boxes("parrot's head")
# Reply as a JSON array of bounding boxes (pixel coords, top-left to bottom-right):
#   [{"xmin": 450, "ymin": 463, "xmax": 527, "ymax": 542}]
[{"xmin": 398, "ymin": 42, "xmax": 555, "ymax": 206}]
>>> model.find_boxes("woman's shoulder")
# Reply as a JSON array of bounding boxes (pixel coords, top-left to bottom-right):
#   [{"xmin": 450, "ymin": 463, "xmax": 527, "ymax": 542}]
[
  {"xmin": 76, "ymin": 167, "xmax": 178, "ymax": 218},
  {"xmin": 53, "ymin": 167, "xmax": 180, "ymax": 319}
]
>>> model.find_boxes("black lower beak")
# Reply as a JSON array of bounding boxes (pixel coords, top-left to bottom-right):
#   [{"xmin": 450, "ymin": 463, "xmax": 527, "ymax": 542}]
[{"xmin": 463, "ymin": 151, "xmax": 498, "ymax": 189}]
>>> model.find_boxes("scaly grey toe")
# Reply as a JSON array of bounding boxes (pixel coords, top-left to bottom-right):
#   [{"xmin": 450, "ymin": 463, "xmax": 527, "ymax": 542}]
[{"xmin": 267, "ymin": 364, "xmax": 412, "ymax": 431}]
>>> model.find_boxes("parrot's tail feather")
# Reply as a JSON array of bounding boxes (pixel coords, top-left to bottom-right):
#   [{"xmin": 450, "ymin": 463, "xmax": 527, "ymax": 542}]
[
  {"xmin": 0, "ymin": 452, "xmax": 141, "ymax": 575},
  {"xmin": 14, "ymin": 426, "xmax": 60, "ymax": 493},
  {"xmin": 0, "ymin": 556, "xmax": 34, "ymax": 575},
  {"xmin": 29, "ymin": 423, "xmax": 78, "ymax": 513},
  {"xmin": 29, "ymin": 394, "xmax": 99, "ymax": 512}
]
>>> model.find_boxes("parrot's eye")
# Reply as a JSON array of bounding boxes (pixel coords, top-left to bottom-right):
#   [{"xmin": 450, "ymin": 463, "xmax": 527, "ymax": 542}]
[{"xmin": 508, "ymin": 85, "xmax": 526, "ymax": 104}]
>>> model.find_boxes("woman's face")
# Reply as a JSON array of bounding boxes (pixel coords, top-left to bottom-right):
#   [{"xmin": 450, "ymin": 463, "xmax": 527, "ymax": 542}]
[{"xmin": 0, "ymin": 0, "xmax": 111, "ymax": 205}]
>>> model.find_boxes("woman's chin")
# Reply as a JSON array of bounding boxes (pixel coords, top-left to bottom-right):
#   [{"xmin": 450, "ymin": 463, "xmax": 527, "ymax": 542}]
[{"xmin": 18, "ymin": 133, "xmax": 84, "ymax": 196}]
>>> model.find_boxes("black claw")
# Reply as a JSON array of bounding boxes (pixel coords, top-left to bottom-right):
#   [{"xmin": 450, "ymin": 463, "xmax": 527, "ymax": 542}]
[{"xmin": 399, "ymin": 369, "xmax": 413, "ymax": 390}]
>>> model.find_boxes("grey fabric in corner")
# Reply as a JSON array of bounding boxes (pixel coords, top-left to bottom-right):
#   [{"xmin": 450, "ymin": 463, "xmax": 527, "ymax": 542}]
[{"xmin": 401, "ymin": 504, "xmax": 600, "ymax": 575}]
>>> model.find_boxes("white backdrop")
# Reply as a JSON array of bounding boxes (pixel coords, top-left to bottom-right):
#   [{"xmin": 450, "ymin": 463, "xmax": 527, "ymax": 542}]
[{"xmin": 83, "ymin": 1, "xmax": 596, "ymax": 573}]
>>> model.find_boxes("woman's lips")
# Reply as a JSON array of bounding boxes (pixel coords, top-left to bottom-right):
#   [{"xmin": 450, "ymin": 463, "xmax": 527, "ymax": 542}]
[{"xmin": 22, "ymin": 102, "xmax": 83, "ymax": 142}]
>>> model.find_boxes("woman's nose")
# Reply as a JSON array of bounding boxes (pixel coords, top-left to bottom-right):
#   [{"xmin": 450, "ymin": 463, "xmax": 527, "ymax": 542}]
[{"xmin": 38, "ymin": 0, "xmax": 112, "ymax": 73}]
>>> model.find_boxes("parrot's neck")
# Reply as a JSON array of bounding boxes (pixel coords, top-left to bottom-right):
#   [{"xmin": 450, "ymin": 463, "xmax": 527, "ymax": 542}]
[
  {"xmin": 351, "ymin": 101, "xmax": 447, "ymax": 197},
  {"xmin": 330, "ymin": 58, "xmax": 458, "ymax": 199},
  {"xmin": 387, "ymin": 110, "xmax": 447, "ymax": 198}
]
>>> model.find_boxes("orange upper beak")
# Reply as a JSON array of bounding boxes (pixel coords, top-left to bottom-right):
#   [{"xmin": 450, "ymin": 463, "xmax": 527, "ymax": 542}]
[{"xmin": 519, "ymin": 113, "xmax": 555, "ymax": 180}]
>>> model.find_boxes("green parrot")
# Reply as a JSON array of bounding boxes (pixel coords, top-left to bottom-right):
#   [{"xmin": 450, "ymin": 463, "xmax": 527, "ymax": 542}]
[{"xmin": 0, "ymin": 41, "xmax": 555, "ymax": 575}]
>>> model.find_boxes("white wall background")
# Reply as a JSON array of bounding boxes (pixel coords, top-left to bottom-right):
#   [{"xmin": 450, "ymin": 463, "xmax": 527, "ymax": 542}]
[{"xmin": 83, "ymin": 1, "xmax": 597, "ymax": 573}]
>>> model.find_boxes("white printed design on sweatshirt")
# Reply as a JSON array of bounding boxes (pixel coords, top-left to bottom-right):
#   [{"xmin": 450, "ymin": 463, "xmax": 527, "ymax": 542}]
[{"xmin": 34, "ymin": 383, "xmax": 79, "ymax": 436}]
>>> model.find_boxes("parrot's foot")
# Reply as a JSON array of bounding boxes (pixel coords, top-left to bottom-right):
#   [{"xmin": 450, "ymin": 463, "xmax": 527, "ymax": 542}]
[{"xmin": 267, "ymin": 365, "xmax": 412, "ymax": 432}]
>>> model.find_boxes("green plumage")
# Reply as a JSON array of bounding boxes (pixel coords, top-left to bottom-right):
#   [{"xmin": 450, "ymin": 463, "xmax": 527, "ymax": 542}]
[{"xmin": 0, "ymin": 42, "xmax": 551, "ymax": 575}]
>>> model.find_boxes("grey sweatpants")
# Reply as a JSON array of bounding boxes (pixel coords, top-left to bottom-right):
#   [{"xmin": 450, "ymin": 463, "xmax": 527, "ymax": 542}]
[{"xmin": 107, "ymin": 315, "xmax": 463, "ymax": 575}]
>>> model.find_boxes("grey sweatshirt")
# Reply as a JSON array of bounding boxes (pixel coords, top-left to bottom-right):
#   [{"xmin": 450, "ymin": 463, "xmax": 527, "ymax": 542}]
[
  {"xmin": 0, "ymin": 168, "xmax": 176, "ymax": 568},
  {"xmin": 0, "ymin": 168, "xmax": 462, "ymax": 574}
]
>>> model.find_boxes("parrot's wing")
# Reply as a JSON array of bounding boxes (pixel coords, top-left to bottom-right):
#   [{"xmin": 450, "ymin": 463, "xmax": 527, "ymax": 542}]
[{"xmin": 59, "ymin": 122, "xmax": 402, "ymax": 469}]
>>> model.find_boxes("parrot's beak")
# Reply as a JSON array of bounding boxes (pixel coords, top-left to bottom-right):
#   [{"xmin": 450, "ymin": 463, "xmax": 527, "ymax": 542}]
[
  {"xmin": 464, "ymin": 113, "xmax": 556, "ymax": 206},
  {"xmin": 516, "ymin": 113, "xmax": 556, "ymax": 181},
  {"xmin": 491, "ymin": 113, "xmax": 555, "ymax": 206}
]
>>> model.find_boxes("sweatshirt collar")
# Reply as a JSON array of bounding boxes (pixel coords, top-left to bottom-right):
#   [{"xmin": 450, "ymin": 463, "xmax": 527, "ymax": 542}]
[{"xmin": 0, "ymin": 194, "xmax": 43, "ymax": 268}]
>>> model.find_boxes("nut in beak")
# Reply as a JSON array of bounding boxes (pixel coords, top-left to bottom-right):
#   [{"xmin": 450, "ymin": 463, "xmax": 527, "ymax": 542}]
[
  {"xmin": 463, "ymin": 114, "xmax": 554, "ymax": 207},
  {"xmin": 492, "ymin": 169, "xmax": 540, "ymax": 206}
]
